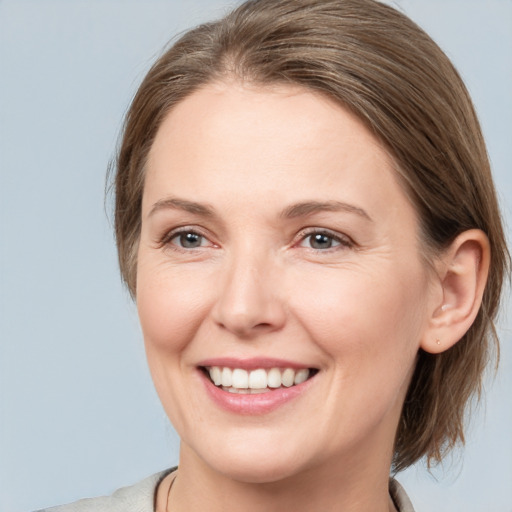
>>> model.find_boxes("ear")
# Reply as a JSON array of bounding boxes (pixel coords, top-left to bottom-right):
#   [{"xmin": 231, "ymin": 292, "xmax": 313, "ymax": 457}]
[{"xmin": 421, "ymin": 229, "xmax": 490, "ymax": 354}]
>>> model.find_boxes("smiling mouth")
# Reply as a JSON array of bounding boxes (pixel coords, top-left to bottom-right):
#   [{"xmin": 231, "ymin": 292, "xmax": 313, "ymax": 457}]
[{"xmin": 202, "ymin": 366, "xmax": 318, "ymax": 394}]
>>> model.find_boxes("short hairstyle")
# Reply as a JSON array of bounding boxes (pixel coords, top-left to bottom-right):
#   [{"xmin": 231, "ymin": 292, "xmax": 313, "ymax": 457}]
[{"xmin": 113, "ymin": 0, "xmax": 510, "ymax": 470}]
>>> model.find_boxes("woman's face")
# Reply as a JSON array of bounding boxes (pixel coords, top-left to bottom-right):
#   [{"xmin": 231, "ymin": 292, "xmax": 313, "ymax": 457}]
[{"xmin": 137, "ymin": 83, "xmax": 436, "ymax": 482}]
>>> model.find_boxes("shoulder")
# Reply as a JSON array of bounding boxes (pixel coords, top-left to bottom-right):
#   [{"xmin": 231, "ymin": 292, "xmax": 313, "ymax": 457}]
[
  {"xmin": 389, "ymin": 478, "xmax": 416, "ymax": 512},
  {"xmin": 35, "ymin": 469, "xmax": 175, "ymax": 512}
]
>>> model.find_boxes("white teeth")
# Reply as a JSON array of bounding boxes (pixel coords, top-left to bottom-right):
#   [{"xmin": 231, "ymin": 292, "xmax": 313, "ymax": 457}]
[
  {"xmin": 223, "ymin": 387, "xmax": 269, "ymax": 394},
  {"xmin": 207, "ymin": 366, "xmax": 311, "ymax": 391},
  {"xmin": 267, "ymin": 368, "xmax": 282, "ymax": 388},
  {"xmin": 249, "ymin": 369, "xmax": 267, "ymax": 389},
  {"xmin": 232, "ymin": 369, "xmax": 249, "ymax": 389},
  {"xmin": 294, "ymin": 368, "xmax": 309, "ymax": 385},
  {"xmin": 249, "ymin": 388, "xmax": 268, "ymax": 394},
  {"xmin": 281, "ymin": 368, "xmax": 295, "ymax": 387},
  {"xmin": 210, "ymin": 366, "xmax": 222, "ymax": 386},
  {"xmin": 221, "ymin": 367, "xmax": 232, "ymax": 387}
]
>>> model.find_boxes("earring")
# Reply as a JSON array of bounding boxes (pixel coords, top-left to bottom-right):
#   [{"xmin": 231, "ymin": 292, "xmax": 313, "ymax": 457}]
[{"xmin": 436, "ymin": 338, "xmax": 441, "ymax": 345}]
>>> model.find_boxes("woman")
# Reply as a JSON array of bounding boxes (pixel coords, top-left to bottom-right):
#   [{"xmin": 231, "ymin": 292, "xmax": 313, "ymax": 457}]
[{"xmin": 37, "ymin": 0, "xmax": 509, "ymax": 511}]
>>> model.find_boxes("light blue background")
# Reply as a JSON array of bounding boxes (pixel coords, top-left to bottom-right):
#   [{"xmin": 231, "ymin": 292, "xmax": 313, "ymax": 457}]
[{"xmin": 0, "ymin": 1, "xmax": 510, "ymax": 511}]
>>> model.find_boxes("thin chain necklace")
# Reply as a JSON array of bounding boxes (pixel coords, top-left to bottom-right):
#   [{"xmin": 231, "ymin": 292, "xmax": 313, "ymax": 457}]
[{"xmin": 164, "ymin": 472, "xmax": 398, "ymax": 512}]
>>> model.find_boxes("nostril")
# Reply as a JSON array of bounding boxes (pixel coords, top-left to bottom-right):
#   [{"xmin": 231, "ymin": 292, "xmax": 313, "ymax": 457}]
[
  {"xmin": 254, "ymin": 322, "xmax": 272, "ymax": 329},
  {"xmin": 215, "ymin": 308, "xmax": 281, "ymax": 335},
  {"xmin": 217, "ymin": 319, "xmax": 282, "ymax": 339}
]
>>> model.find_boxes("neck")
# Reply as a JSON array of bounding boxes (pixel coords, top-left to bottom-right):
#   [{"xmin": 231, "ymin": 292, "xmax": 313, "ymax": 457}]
[{"xmin": 165, "ymin": 444, "xmax": 397, "ymax": 512}]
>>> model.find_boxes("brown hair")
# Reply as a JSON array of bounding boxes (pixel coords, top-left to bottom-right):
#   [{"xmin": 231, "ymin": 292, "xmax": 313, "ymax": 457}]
[{"xmin": 113, "ymin": 0, "xmax": 510, "ymax": 470}]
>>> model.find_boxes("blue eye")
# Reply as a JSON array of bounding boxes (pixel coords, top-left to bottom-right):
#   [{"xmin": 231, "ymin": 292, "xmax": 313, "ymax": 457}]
[
  {"xmin": 299, "ymin": 231, "xmax": 350, "ymax": 250},
  {"xmin": 171, "ymin": 231, "xmax": 207, "ymax": 249},
  {"xmin": 306, "ymin": 233, "xmax": 340, "ymax": 249}
]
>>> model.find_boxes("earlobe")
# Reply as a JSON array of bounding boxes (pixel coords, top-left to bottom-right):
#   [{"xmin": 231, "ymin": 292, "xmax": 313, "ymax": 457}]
[{"xmin": 421, "ymin": 229, "xmax": 490, "ymax": 354}]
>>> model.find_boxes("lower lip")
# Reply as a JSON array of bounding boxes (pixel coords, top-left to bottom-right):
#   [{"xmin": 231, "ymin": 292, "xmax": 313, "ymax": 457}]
[{"xmin": 200, "ymin": 370, "xmax": 315, "ymax": 415}]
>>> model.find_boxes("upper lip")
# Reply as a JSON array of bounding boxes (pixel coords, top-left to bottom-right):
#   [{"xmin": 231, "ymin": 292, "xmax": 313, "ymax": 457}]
[{"xmin": 197, "ymin": 357, "xmax": 315, "ymax": 370}]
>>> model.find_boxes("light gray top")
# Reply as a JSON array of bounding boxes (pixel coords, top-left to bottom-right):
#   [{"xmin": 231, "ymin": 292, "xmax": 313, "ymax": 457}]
[
  {"xmin": 390, "ymin": 478, "xmax": 416, "ymax": 512},
  {"xmin": 35, "ymin": 471, "xmax": 171, "ymax": 512},
  {"xmin": 37, "ymin": 470, "xmax": 415, "ymax": 512}
]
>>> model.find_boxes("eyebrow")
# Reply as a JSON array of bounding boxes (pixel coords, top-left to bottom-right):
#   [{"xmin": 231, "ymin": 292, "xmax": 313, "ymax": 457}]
[
  {"xmin": 148, "ymin": 197, "xmax": 216, "ymax": 218},
  {"xmin": 148, "ymin": 197, "xmax": 372, "ymax": 222},
  {"xmin": 280, "ymin": 201, "xmax": 372, "ymax": 221}
]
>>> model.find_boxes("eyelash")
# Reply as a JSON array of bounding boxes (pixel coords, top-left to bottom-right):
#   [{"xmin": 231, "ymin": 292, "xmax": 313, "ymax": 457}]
[{"xmin": 158, "ymin": 227, "xmax": 353, "ymax": 252}]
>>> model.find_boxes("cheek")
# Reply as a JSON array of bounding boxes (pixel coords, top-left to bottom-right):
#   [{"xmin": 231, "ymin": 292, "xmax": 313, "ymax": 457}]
[
  {"xmin": 136, "ymin": 261, "xmax": 211, "ymax": 355},
  {"xmin": 291, "ymin": 263, "xmax": 427, "ymax": 377},
  {"xmin": 135, "ymin": 261, "xmax": 214, "ymax": 430}
]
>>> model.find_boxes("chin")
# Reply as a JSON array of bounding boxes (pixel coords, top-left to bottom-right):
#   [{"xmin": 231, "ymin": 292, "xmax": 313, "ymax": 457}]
[
  {"xmin": 211, "ymin": 456, "xmax": 307, "ymax": 484},
  {"xmin": 188, "ymin": 435, "xmax": 314, "ymax": 484}
]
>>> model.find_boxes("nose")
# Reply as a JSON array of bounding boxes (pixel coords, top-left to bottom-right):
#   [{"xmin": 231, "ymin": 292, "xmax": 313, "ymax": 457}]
[{"xmin": 211, "ymin": 252, "xmax": 286, "ymax": 338}]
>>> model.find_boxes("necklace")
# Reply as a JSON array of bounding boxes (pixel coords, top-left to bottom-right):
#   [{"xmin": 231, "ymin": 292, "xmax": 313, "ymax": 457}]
[{"xmin": 163, "ymin": 471, "xmax": 398, "ymax": 512}]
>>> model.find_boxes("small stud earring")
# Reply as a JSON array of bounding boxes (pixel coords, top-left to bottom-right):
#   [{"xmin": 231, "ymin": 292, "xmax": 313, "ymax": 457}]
[{"xmin": 436, "ymin": 338, "xmax": 441, "ymax": 345}]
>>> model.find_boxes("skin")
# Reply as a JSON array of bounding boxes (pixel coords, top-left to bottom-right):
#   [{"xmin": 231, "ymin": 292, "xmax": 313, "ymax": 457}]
[{"xmin": 136, "ymin": 82, "xmax": 485, "ymax": 512}]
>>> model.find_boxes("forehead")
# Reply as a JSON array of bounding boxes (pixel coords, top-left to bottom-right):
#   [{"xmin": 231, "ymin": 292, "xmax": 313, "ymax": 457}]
[
  {"xmin": 149, "ymin": 81, "xmax": 387, "ymax": 165},
  {"xmin": 144, "ymin": 81, "xmax": 415, "ymax": 226}
]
